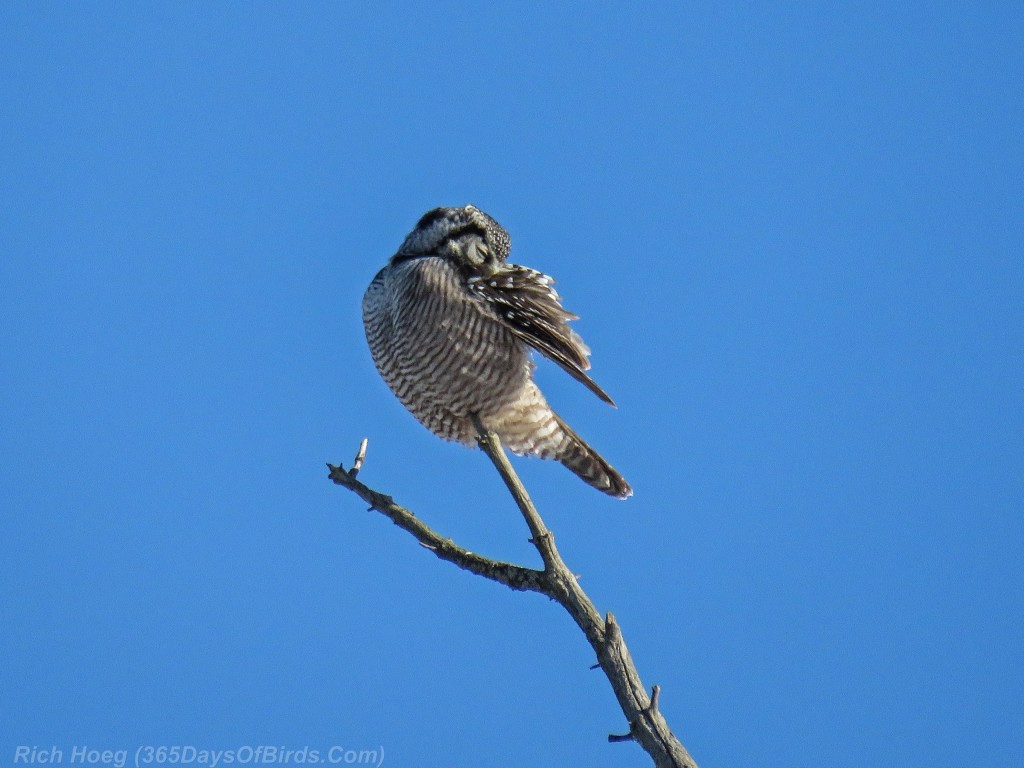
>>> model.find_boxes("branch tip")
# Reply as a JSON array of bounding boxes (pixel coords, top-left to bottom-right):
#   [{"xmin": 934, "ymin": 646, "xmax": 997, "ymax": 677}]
[
  {"xmin": 349, "ymin": 438, "xmax": 368, "ymax": 478},
  {"xmin": 646, "ymin": 684, "xmax": 661, "ymax": 715},
  {"xmin": 605, "ymin": 611, "xmax": 619, "ymax": 632},
  {"xmin": 608, "ymin": 725, "xmax": 636, "ymax": 743},
  {"xmin": 327, "ymin": 464, "xmax": 346, "ymax": 483}
]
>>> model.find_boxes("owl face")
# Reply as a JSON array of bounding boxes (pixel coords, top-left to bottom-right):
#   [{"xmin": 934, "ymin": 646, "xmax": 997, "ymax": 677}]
[{"xmin": 392, "ymin": 205, "xmax": 511, "ymax": 274}]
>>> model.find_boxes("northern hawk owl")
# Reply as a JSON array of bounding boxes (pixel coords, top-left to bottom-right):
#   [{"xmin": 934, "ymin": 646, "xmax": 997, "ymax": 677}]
[{"xmin": 362, "ymin": 205, "xmax": 631, "ymax": 498}]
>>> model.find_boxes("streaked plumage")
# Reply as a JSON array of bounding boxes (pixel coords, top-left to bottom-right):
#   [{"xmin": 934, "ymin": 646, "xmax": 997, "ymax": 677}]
[{"xmin": 362, "ymin": 205, "xmax": 631, "ymax": 498}]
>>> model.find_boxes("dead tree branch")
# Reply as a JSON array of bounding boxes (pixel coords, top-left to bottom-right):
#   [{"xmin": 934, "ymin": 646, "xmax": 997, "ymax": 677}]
[{"xmin": 327, "ymin": 433, "xmax": 698, "ymax": 768}]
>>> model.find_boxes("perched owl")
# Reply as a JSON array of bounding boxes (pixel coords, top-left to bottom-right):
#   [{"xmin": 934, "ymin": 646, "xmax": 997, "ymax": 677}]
[{"xmin": 362, "ymin": 205, "xmax": 631, "ymax": 499}]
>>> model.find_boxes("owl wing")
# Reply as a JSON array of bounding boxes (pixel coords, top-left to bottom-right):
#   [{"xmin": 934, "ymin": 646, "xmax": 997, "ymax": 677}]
[{"xmin": 467, "ymin": 265, "xmax": 616, "ymax": 406}]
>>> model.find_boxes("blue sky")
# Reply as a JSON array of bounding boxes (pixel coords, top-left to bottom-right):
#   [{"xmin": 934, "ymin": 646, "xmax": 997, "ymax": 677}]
[{"xmin": 2, "ymin": 3, "xmax": 1021, "ymax": 766}]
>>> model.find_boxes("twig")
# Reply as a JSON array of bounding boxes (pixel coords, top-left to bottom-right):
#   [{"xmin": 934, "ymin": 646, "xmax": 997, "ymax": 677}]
[
  {"xmin": 349, "ymin": 438, "xmax": 368, "ymax": 478},
  {"xmin": 608, "ymin": 728, "xmax": 636, "ymax": 744},
  {"xmin": 327, "ymin": 436, "xmax": 698, "ymax": 768}
]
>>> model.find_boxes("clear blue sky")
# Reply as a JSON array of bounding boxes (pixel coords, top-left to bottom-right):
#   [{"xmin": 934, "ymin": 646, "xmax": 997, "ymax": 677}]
[{"xmin": 2, "ymin": 3, "xmax": 1021, "ymax": 767}]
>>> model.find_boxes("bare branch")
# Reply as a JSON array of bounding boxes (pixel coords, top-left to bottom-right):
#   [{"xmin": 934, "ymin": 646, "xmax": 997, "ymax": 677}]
[
  {"xmin": 327, "ymin": 454, "xmax": 545, "ymax": 593},
  {"xmin": 469, "ymin": 424, "xmax": 698, "ymax": 768},
  {"xmin": 470, "ymin": 413, "xmax": 559, "ymax": 572},
  {"xmin": 327, "ymin": 435, "xmax": 699, "ymax": 768}
]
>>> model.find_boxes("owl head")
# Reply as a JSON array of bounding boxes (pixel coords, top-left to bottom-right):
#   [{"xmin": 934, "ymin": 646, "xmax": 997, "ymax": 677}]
[{"xmin": 393, "ymin": 205, "xmax": 511, "ymax": 275}]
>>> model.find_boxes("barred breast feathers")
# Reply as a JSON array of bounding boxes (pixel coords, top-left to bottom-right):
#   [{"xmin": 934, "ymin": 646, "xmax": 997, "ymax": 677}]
[
  {"xmin": 363, "ymin": 257, "xmax": 531, "ymax": 441},
  {"xmin": 361, "ymin": 205, "xmax": 631, "ymax": 498}
]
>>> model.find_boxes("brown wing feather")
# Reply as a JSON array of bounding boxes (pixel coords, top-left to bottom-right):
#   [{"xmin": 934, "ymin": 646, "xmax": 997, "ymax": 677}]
[{"xmin": 467, "ymin": 266, "xmax": 616, "ymax": 406}]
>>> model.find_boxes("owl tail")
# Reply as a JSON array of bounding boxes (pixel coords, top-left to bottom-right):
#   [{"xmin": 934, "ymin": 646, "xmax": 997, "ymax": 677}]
[{"xmin": 550, "ymin": 413, "xmax": 633, "ymax": 499}]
